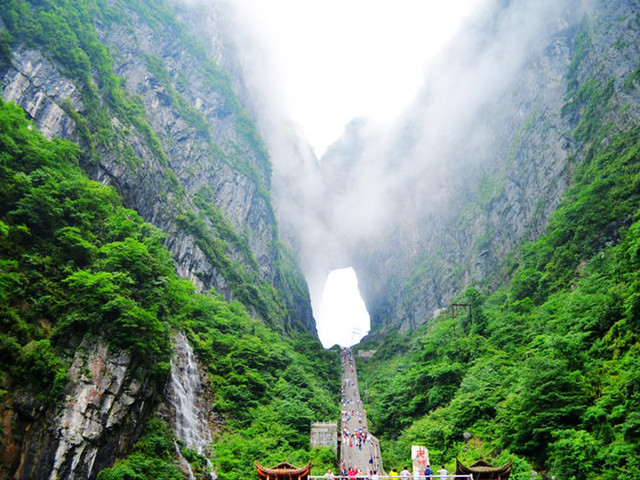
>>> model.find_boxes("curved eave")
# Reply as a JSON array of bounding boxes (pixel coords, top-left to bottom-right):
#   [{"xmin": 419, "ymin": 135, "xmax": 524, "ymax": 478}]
[
  {"xmin": 255, "ymin": 461, "xmax": 312, "ymax": 478},
  {"xmin": 455, "ymin": 458, "xmax": 513, "ymax": 477}
]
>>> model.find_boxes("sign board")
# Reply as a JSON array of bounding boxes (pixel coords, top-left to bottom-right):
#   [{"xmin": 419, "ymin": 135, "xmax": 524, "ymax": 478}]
[{"xmin": 411, "ymin": 446, "xmax": 430, "ymax": 476}]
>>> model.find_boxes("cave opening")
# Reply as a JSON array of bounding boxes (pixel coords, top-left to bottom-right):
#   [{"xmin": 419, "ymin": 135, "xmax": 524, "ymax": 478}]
[{"xmin": 315, "ymin": 267, "xmax": 370, "ymax": 348}]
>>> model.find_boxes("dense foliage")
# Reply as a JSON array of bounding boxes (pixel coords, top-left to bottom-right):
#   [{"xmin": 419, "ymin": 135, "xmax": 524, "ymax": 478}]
[
  {"xmin": 97, "ymin": 419, "xmax": 184, "ymax": 480},
  {"xmin": 359, "ymin": 169, "xmax": 640, "ymax": 478},
  {"xmin": 0, "ymin": 100, "xmax": 174, "ymax": 399},
  {"xmin": 0, "ymin": 1, "xmax": 339, "ymax": 478},
  {"xmin": 0, "ymin": 98, "xmax": 339, "ymax": 478},
  {"xmin": 0, "ymin": 0, "xmax": 308, "ymax": 327},
  {"xmin": 356, "ymin": 54, "xmax": 640, "ymax": 480}
]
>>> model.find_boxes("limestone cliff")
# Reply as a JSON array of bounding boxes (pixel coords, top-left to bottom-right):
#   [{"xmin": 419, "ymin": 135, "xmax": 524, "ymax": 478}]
[
  {"xmin": 0, "ymin": 2, "xmax": 315, "ymax": 478},
  {"xmin": 317, "ymin": 0, "xmax": 640, "ymax": 334},
  {"xmin": 0, "ymin": 1, "xmax": 315, "ymax": 335},
  {"xmin": 0, "ymin": 340, "xmax": 156, "ymax": 480}
]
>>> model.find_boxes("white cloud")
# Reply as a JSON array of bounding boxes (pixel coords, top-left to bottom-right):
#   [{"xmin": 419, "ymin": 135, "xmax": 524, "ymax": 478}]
[
  {"xmin": 231, "ymin": 0, "xmax": 485, "ymax": 156},
  {"xmin": 172, "ymin": 0, "xmax": 592, "ymax": 346},
  {"xmin": 315, "ymin": 268, "xmax": 370, "ymax": 348}
]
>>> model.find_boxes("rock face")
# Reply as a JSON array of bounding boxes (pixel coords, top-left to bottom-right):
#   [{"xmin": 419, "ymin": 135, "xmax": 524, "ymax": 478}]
[
  {"xmin": 1, "ymin": 47, "xmax": 81, "ymax": 142},
  {"xmin": 315, "ymin": 0, "xmax": 640, "ymax": 334},
  {"xmin": 0, "ymin": 334, "xmax": 221, "ymax": 480},
  {"xmin": 0, "ymin": 1, "xmax": 315, "ymax": 334},
  {"xmin": 0, "ymin": 2, "xmax": 314, "ymax": 478},
  {"xmin": 356, "ymin": 26, "xmax": 577, "ymax": 332},
  {"xmin": 1, "ymin": 340, "xmax": 155, "ymax": 480}
]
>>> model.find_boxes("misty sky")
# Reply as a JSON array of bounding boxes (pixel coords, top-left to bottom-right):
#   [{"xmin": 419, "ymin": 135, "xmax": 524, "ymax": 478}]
[
  {"xmin": 206, "ymin": 0, "xmax": 590, "ymax": 349},
  {"xmin": 225, "ymin": 0, "xmax": 487, "ymax": 347},
  {"xmin": 234, "ymin": 0, "xmax": 485, "ymax": 157}
]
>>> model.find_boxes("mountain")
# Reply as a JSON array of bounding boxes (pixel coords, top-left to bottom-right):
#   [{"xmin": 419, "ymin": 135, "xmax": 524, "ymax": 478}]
[
  {"xmin": 315, "ymin": 0, "xmax": 640, "ymax": 336},
  {"xmin": 0, "ymin": 1, "xmax": 338, "ymax": 479},
  {"xmin": 2, "ymin": 0, "xmax": 640, "ymax": 479},
  {"xmin": 318, "ymin": 0, "xmax": 640, "ymax": 477},
  {"xmin": 1, "ymin": 0, "xmax": 315, "ymax": 335}
]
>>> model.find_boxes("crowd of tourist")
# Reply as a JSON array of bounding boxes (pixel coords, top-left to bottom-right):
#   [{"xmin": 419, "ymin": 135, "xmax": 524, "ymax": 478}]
[
  {"xmin": 335, "ymin": 349, "xmax": 454, "ymax": 480},
  {"xmin": 324, "ymin": 465, "xmax": 452, "ymax": 480}
]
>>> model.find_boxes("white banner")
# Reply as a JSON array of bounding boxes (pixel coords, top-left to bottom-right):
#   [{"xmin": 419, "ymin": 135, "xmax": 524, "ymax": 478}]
[{"xmin": 411, "ymin": 446, "xmax": 430, "ymax": 475}]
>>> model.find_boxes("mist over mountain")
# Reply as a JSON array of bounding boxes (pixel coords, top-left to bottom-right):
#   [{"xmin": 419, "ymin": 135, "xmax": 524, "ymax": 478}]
[
  {"xmin": 204, "ymin": 0, "xmax": 599, "ymax": 330},
  {"xmin": 1, "ymin": 0, "xmax": 640, "ymax": 479},
  {"xmin": 257, "ymin": 0, "xmax": 640, "ymax": 337},
  {"xmin": 0, "ymin": 1, "xmax": 332, "ymax": 478}
]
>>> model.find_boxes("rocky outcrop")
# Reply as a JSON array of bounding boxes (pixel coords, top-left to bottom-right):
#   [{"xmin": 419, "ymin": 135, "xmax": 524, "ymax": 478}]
[
  {"xmin": 0, "ymin": 2, "xmax": 316, "ymax": 477},
  {"xmin": 0, "ymin": 1, "xmax": 316, "ymax": 333},
  {"xmin": 318, "ymin": 7, "xmax": 580, "ymax": 332},
  {"xmin": 317, "ymin": 0, "xmax": 640, "ymax": 334},
  {"xmin": 1, "ymin": 47, "xmax": 81, "ymax": 142},
  {"xmin": 2, "ymin": 340, "xmax": 156, "ymax": 480}
]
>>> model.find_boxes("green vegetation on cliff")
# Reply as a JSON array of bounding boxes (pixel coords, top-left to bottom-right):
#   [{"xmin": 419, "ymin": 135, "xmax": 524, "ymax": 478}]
[
  {"xmin": 0, "ymin": 99, "xmax": 339, "ymax": 478},
  {"xmin": 0, "ymin": 0, "xmax": 309, "ymax": 329},
  {"xmin": 356, "ymin": 24, "xmax": 640, "ymax": 480},
  {"xmin": 1, "ymin": 0, "xmax": 332, "ymax": 477},
  {"xmin": 0, "ymin": 100, "xmax": 172, "ymax": 397},
  {"xmin": 358, "ymin": 129, "xmax": 640, "ymax": 477}
]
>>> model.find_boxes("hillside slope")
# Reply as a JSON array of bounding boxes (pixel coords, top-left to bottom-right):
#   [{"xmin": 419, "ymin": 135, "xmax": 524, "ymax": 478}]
[
  {"xmin": 0, "ymin": 1, "xmax": 338, "ymax": 479},
  {"xmin": 0, "ymin": 0, "xmax": 315, "ymax": 334},
  {"xmin": 317, "ymin": 0, "xmax": 640, "ymax": 337},
  {"xmin": 356, "ymin": 116, "xmax": 640, "ymax": 476},
  {"xmin": 350, "ymin": 3, "xmax": 640, "ymax": 477}
]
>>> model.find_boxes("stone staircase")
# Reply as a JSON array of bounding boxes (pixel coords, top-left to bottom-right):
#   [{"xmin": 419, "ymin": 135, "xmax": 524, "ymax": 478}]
[{"xmin": 339, "ymin": 349, "xmax": 384, "ymax": 475}]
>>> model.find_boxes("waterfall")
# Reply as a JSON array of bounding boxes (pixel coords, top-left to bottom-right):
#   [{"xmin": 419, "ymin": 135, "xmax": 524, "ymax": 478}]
[
  {"xmin": 168, "ymin": 332, "xmax": 216, "ymax": 479},
  {"xmin": 175, "ymin": 441, "xmax": 197, "ymax": 480}
]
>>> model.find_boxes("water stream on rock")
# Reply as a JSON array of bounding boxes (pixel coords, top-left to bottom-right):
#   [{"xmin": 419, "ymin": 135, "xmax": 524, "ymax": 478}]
[{"xmin": 168, "ymin": 332, "xmax": 216, "ymax": 479}]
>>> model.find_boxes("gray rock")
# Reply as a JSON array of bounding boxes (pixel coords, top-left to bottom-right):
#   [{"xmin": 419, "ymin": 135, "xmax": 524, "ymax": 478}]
[
  {"xmin": 316, "ymin": 0, "xmax": 640, "ymax": 335},
  {"xmin": 0, "ymin": 3, "xmax": 316, "ymax": 334},
  {"xmin": 6, "ymin": 339, "xmax": 156, "ymax": 480}
]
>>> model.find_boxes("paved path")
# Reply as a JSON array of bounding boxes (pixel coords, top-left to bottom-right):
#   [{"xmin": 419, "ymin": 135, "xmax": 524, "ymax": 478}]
[{"xmin": 339, "ymin": 348, "xmax": 384, "ymax": 476}]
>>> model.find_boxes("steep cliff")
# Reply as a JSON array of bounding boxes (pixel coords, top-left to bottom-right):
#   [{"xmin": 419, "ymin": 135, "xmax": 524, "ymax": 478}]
[
  {"xmin": 332, "ymin": 1, "xmax": 640, "ymax": 475},
  {"xmin": 0, "ymin": 95, "xmax": 339, "ymax": 479},
  {"xmin": 0, "ymin": 0, "xmax": 315, "ymax": 334},
  {"xmin": 317, "ymin": 0, "xmax": 640, "ymax": 334},
  {"xmin": 2, "ymin": 340, "xmax": 156, "ymax": 480},
  {"xmin": 0, "ymin": 1, "xmax": 334, "ymax": 479}
]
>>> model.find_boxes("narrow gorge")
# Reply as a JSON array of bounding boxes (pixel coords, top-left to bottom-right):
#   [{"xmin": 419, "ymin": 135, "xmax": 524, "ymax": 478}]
[{"xmin": 1, "ymin": 0, "xmax": 639, "ymax": 479}]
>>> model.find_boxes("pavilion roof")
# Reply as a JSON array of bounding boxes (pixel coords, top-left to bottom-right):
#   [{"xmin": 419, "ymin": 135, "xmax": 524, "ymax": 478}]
[
  {"xmin": 455, "ymin": 458, "xmax": 513, "ymax": 480},
  {"xmin": 256, "ymin": 461, "xmax": 311, "ymax": 480}
]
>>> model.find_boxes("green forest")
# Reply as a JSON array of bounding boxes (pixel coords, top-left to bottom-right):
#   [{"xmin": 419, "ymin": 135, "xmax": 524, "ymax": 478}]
[
  {"xmin": 1, "ymin": 1, "xmax": 340, "ymax": 478},
  {"xmin": 356, "ymin": 95, "xmax": 640, "ymax": 480},
  {"xmin": 2, "ymin": 0, "xmax": 640, "ymax": 479},
  {"xmin": 0, "ymin": 98, "xmax": 340, "ymax": 479},
  {"xmin": 0, "ymin": 0, "xmax": 310, "ymax": 330}
]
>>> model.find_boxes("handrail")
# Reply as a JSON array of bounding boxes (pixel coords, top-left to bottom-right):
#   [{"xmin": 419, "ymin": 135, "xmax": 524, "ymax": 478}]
[{"xmin": 309, "ymin": 476, "xmax": 473, "ymax": 480}]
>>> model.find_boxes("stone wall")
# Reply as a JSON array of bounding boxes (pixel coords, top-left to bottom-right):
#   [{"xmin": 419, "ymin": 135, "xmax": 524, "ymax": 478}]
[{"xmin": 310, "ymin": 422, "xmax": 338, "ymax": 453}]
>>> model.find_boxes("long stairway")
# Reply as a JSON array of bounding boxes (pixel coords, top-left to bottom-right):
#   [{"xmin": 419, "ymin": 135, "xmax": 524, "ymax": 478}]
[{"xmin": 339, "ymin": 348, "xmax": 384, "ymax": 475}]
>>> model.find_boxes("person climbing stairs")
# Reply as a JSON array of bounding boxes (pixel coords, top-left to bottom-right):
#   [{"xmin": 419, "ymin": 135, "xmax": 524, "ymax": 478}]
[{"xmin": 339, "ymin": 348, "xmax": 384, "ymax": 476}]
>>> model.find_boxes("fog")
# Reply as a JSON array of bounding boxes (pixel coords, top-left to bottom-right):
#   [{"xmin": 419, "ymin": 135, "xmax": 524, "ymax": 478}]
[
  {"xmin": 316, "ymin": 268, "xmax": 370, "ymax": 348},
  {"xmin": 172, "ymin": 0, "xmax": 592, "ymax": 345}
]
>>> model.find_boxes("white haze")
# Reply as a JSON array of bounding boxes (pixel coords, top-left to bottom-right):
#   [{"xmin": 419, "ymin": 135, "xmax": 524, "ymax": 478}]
[
  {"xmin": 320, "ymin": 0, "xmax": 585, "ymax": 236},
  {"xmin": 227, "ymin": 0, "xmax": 485, "ymax": 157},
  {"xmin": 172, "ymin": 0, "xmax": 592, "ymax": 347},
  {"xmin": 316, "ymin": 268, "xmax": 370, "ymax": 348}
]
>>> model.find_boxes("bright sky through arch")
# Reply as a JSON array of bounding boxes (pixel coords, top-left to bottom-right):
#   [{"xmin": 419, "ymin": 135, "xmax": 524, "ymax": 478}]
[
  {"xmin": 229, "ymin": 0, "xmax": 484, "ymax": 346},
  {"xmin": 316, "ymin": 268, "xmax": 370, "ymax": 348},
  {"xmin": 236, "ymin": 0, "xmax": 484, "ymax": 156}
]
